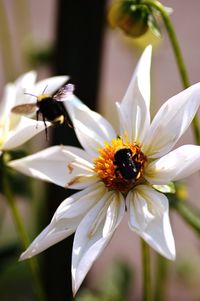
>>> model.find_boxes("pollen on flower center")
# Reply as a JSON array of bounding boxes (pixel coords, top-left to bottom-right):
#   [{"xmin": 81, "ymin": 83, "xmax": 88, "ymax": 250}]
[{"xmin": 94, "ymin": 136, "xmax": 147, "ymax": 193}]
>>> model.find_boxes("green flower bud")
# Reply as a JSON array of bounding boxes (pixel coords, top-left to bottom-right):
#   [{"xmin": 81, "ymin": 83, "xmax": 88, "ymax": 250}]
[{"xmin": 108, "ymin": 0, "xmax": 149, "ymax": 37}]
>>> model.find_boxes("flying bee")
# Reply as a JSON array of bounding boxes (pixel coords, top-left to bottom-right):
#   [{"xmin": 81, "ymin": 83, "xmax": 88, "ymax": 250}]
[
  {"xmin": 114, "ymin": 148, "xmax": 141, "ymax": 180},
  {"xmin": 11, "ymin": 83, "xmax": 74, "ymax": 138}
]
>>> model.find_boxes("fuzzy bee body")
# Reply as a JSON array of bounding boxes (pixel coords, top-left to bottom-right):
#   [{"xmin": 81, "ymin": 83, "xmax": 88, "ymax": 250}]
[
  {"xmin": 114, "ymin": 148, "xmax": 141, "ymax": 180},
  {"xmin": 36, "ymin": 95, "xmax": 66, "ymax": 125}
]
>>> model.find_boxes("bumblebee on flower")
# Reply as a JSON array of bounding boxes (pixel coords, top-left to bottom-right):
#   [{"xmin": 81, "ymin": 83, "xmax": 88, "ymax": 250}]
[
  {"xmin": 94, "ymin": 136, "xmax": 147, "ymax": 193},
  {"xmin": 9, "ymin": 46, "xmax": 200, "ymax": 295}
]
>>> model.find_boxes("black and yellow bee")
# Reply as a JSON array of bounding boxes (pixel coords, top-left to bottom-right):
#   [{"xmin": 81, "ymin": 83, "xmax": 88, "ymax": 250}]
[
  {"xmin": 11, "ymin": 83, "xmax": 74, "ymax": 138},
  {"xmin": 114, "ymin": 148, "xmax": 141, "ymax": 180}
]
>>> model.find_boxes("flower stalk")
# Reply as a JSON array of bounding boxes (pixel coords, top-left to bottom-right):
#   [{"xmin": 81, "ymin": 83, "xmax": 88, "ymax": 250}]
[
  {"xmin": 2, "ymin": 160, "xmax": 47, "ymax": 301},
  {"xmin": 170, "ymin": 195, "xmax": 200, "ymax": 236},
  {"xmin": 141, "ymin": 240, "xmax": 152, "ymax": 301},
  {"xmin": 141, "ymin": 0, "xmax": 200, "ymax": 145},
  {"xmin": 154, "ymin": 254, "xmax": 168, "ymax": 301}
]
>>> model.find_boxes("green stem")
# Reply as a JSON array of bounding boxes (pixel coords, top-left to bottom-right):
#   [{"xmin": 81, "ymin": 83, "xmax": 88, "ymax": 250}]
[
  {"xmin": 170, "ymin": 198, "xmax": 200, "ymax": 236},
  {"xmin": 141, "ymin": 240, "xmax": 152, "ymax": 301},
  {"xmin": 142, "ymin": 0, "xmax": 200, "ymax": 145},
  {"xmin": 154, "ymin": 254, "xmax": 168, "ymax": 301},
  {"xmin": 2, "ymin": 168, "xmax": 47, "ymax": 301}
]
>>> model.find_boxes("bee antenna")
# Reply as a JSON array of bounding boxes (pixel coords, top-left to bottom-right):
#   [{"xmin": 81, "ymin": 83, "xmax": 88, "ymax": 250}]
[
  {"xmin": 42, "ymin": 85, "xmax": 48, "ymax": 94},
  {"xmin": 24, "ymin": 92, "xmax": 37, "ymax": 98}
]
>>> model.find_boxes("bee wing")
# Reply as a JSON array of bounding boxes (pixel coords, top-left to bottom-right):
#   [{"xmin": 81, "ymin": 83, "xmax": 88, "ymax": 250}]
[
  {"xmin": 11, "ymin": 103, "xmax": 37, "ymax": 116},
  {"xmin": 53, "ymin": 84, "xmax": 75, "ymax": 102}
]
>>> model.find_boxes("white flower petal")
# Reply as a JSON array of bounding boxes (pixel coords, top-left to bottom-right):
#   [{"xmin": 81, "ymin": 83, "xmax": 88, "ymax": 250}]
[
  {"xmin": 103, "ymin": 192, "xmax": 125, "ymax": 237},
  {"xmin": 66, "ymin": 99, "xmax": 116, "ymax": 157},
  {"xmin": 55, "ymin": 182, "xmax": 107, "ymax": 220},
  {"xmin": 15, "ymin": 70, "xmax": 37, "ymax": 89},
  {"xmin": 20, "ymin": 222, "xmax": 74, "ymax": 261},
  {"xmin": 72, "ymin": 190, "xmax": 124, "ymax": 295},
  {"xmin": 143, "ymin": 83, "xmax": 200, "ymax": 158},
  {"xmin": 117, "ymin": 45, "xmax": 151, "ymax": 143},
  {"xmin": 15, "ymin": 71, "xmax": 37, "ymax": 105},
  {"xmin": 145, "ymin": 145, "xmax": 200, "ymax": 184},
  {"xmin": 121, "ymin": 45, "xmax": 152, "ymax": 109},
  {"xmin": 33, "ymin": 76, "xmax": 69, "ymax": 96},
  {"xmin": 3, "ymin": 117, "xmax": 49, "ymax": 150},
  {"xmin": 0, "ymin": 84, "xmax": 16, "ymax": 118},
  {"xmin": 9, "ymin": 145, "xmax": 99, "ymax": 189},
  {"xmin": 20, "ymin": 184, "xmax": 105, "ymax": 260},
  {"xmin": 127, "ymin": 185, "xmax": 175, "ymax": 260},
  {"xmin": 127, "ymin": 191, "xmax": 154, "ymax": 231}
]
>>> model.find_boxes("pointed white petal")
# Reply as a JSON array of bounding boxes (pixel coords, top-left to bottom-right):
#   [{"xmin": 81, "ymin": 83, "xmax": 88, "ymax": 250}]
[
  {"xmin": 3, "ymin": 117, "xmax": 50, "ymax": 150},
  {"xmin": 127, "ymin": 185, "xmax": 175, "ymax": 260},
  {"xmin": 103, "ymin": 192, "xmax": 125, "ymax": 237},
  {"xmin": 55, "ymin": 183, "xmax": 107, "ymax": 220},
  {"xmin": 0, "ymin": 84, "xmax": 16, "ymax": 118},
  {"xmin": 64, "ymin": 94, "xmax": 83, "ymax": 107},
  {"xmin": 20, "ymin": 223, "xmax": 74, "ymax": 260},
  {"xmin": 145, "ymin": 145, "xmax": 200, "ymax": 184},
  {"xmin": 121, "ymin": 45, "xmax": 152, "ymax": 109},
  {"xmin": 9, "ymin": 145, "xmax": 99, "ymax": 189},
  {"xmin": 143, "ymin": 83, "xmax": 200, "ymax": 158},
  {"xmin": 20, "ymin": 184, "xmax": 105, "ymax": 260},
  {"xmin": 72, "ymin": 191, "xmax": 124, "ymax": 295},
  {"xmin": 33, "ymin": 76, "xmax": 69, "ymax": 96},
  {"xmin": 65, "ymin": 99, "xmax": 116, "ymax": 157},
  {"xmin": 117, "ymin": 45, "xmax": 151, "ymax": 143},
  {"xmin": 15, "ymin": 71, "xmax": 37, "ymax": 105},
  {"xmin": 15, "ymin": 70, "xmax": 37, "ymax": 89}
]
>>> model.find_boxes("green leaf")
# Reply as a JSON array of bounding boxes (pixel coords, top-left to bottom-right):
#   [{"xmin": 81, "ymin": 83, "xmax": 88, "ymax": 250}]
[
  {"xmin": 147, "ymin": 14, "xmax": 161, "ymax": 37},
  {"xmin": 169, "ymin": 194, "xmax": 200, "ymax": 237}
]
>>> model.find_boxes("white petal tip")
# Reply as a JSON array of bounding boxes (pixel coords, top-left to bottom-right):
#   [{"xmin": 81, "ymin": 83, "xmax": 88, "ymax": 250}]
[
  {"xmin": 72, "ymin": 280, "xmax": 81, "ymax": 297},
  {"xmin": 168, "ymin": 251, "xmax": 176, "ymax": 261},
  {"xmin": 72, "ymin": 288, "xmax": 77, "ymax": 298},
  {"xmin": 161, "ymin": 247, "xmax": 176, "ymax": 261},
  {"xmin": 19, "ymin": 252, "xmax": 30, "ymax": 262},
  {"xmin": 143, "ymin": 45, "xmax": 152, "ymax": 58},
  {"xmin": 19, "ymin": 247, "xmax": 38, "ymax": 261},
  {"xmin": 146, "ymin": 44, "xmax": 152, "ymax": 51},
  {"xmin": 8, "ymin": 160, "xmax": 23, "ymax": 174}
]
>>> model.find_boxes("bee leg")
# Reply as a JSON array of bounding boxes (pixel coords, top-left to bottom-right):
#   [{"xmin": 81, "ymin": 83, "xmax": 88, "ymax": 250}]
[
  {"xmin": 67, "ymin": 119, "xmax": 73, "ymax": 128},
  {"xmin": 42, "ymin": 115, "xmax": 48, "ymax": 140},
  {"xmin": 36, "ymin": 110, "xmax": 39, "ymax": 129},
  {"xmin": 64, "ymin": 115, "xmax": 73, "ymax": 129},
  {"xmin": 114, "ymin": 167, "xmax": 120, "ymax": 178},
  {"xmin": 132, "ymin": 153, "xmax": 138, "ymax": 160}
]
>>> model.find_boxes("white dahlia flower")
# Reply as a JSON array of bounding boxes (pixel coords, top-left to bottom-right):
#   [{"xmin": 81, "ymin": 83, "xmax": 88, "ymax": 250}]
[{"xmin": 9, "ymin": 46, "xmax": 200, "ymax": 294}]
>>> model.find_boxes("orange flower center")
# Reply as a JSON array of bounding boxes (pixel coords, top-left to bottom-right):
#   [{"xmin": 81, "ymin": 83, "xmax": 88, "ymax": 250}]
[{"xmin": 94, "ymin": 136, "xmax": 147, "ymax": 193}]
